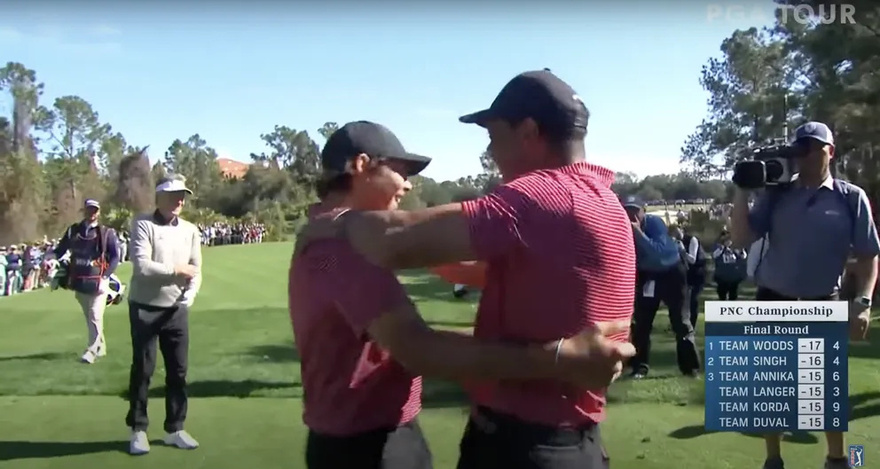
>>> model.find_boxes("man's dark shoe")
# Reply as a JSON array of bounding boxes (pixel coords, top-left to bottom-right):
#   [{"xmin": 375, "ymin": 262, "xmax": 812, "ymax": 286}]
[
  {"xmin": 824, "ymin": 456, "xmax": 849, "ymax": 469},
  {"xmin": 762, "ymin": 457, "xmax": 784, "ymax": 469}
]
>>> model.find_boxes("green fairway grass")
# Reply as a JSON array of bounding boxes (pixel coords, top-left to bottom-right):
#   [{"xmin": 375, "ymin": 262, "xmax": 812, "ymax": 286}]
[{"xmin": 0, "ymin": 242, "xmax": 878, "ymax": 468}]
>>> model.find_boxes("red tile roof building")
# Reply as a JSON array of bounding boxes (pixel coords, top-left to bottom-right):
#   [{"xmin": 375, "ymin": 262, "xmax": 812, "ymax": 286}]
[{"xmin": 217, "ymin": 158, "xmax": 249, "ymax": 179}]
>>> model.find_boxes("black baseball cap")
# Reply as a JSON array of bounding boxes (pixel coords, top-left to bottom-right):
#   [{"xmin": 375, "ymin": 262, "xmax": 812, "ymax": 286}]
[
  {"xmin": 321, "ymin": 121, "xmax": 431, "ymax": 177},
  {"xmin": 459, "ymin": 69, "xmax": 589, "ymax": 137},
  {"xmin": 621, "ymin": 195, "xmax": 645, "ymax": 209}
]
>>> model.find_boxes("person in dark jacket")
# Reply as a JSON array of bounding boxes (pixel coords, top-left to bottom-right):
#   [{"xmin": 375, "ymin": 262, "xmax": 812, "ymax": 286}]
[
  {"xmin": 5, "ymin": 245, "xmax": 22, "ymax": 295},
  {"xmin": 624, "ymin": 196, "xmax": 700, "ymax": 379},
  {"xmin": 22, "ymin": 244, "xmax": 37, "ymax": 291},
  {"xmin": 712, "ymin": 231, "xmax": 747, "ymax": 300},
  {"xmin": 54, "ymin": 199, "xmax": 120, "ymax": 364}
]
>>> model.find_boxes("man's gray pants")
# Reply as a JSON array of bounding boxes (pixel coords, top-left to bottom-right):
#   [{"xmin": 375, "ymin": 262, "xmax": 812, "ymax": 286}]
[{"xmin": 76, "ymin": 291, "xmax": 106, "ymax": 355}]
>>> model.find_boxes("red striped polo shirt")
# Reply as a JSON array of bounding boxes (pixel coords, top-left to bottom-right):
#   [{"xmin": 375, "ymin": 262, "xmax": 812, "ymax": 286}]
[
  {"xmin": 460, "ymin": 161, "xmax": 636, "ymax": 426},
  {"xmin": 288, "ymin": 239, "xmax": 422, "ymax": 436}
]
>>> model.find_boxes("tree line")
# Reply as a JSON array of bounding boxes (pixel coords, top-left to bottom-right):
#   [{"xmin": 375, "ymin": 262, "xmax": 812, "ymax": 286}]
[
  {"xmin": 611, "ymin": 172, "xmax": 733, "ymax": 203},
  {"xmin": 682, "ymin": 0, "xmax": 880, "ymax": 213},
  {"xmin": 6, "ymin": 0, "xmax": 873, "ymax": 244},
  {"xmin": 0, "ymin": 58, "xmax": 729, "ymax": 247},
  {"xmin": 0, "ymin": 63, "xmax": 505, "ymax": 245}
]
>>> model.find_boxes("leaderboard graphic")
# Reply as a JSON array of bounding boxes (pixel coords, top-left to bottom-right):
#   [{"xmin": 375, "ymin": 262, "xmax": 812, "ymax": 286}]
[{"xmin": 704, "ymin": 301, "xmax": 849, "ymax": 432}]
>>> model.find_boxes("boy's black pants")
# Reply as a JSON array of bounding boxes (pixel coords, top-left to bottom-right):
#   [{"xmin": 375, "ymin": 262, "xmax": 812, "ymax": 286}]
[{"xmin": 306, "ymin": 419, "xmax": 432, "ymax": 469}]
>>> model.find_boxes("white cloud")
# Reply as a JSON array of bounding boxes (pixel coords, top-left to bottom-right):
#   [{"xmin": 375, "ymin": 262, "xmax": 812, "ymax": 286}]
[
  {"xmin": 90, "ymin": 25, "xmax": 121, "ymax": 37},
  {"xmin": 51, "ymin": 41, "xmax": 122, "ymax": 56},
  {"xmin": 0, "ymin": 26, "xmax": 23, "ymax": 43},
  {"xmin": 0, "ymin": 24, "xmax": 122, "ymax": 57}
]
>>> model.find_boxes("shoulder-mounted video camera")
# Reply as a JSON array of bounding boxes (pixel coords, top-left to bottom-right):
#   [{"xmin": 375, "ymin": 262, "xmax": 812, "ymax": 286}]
[{"xmin": 731, "ymin": 142, "xmax": 801, "ymax": 190}]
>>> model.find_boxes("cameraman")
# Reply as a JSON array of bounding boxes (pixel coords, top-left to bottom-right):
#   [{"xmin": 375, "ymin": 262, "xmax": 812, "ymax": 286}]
[{"xmin": 730, "ymin": 122, "xmax": 879, "ymax": 469}]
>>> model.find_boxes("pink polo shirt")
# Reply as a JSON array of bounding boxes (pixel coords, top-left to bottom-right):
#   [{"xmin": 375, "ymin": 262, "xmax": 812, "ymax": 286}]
[
  {"xmin": 289, "ymin": 239, "xmax": 422, "ymax": 436},
  {"xmin": 461, "ymin": 161, "xmax": 636, "ymax": 426}
]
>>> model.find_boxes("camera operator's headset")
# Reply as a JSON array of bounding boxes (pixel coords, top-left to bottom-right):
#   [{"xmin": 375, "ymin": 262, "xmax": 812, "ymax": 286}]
[{"xmin": 752, "ymin": 180, "xmax": 861, "ymax": 279}]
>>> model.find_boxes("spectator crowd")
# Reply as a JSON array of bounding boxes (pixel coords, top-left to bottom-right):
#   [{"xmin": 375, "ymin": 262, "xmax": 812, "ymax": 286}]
[
  {"xmin": 2, "ymin": 222, "xmax": 266, "ymax": 297},
  {"xmin": 198, "ymin": 222, "xmax": 265, "ymax": 246},
  {"xmin": 1, "ymin": 233, "xmax": 131, "ymax": 297}
]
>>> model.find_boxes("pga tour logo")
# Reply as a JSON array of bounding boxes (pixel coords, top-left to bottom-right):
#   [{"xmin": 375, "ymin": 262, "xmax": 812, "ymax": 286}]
[
  {"xmin": 707, "ymin": 3, "xmax": 857, "ymax": 25},
  {"xmin": 849, "ymin": 444, "xmax": 864, "ymax": 467}
]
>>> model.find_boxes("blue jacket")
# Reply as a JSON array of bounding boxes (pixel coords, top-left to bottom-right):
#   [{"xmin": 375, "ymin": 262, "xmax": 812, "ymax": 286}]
[
  {"xmin": 5, "ymin": 253, "xmax": 21, "ymax": 270},
  {"xmin": 635, "ymin": 214, "xmax": 681, "ymax": 272}
]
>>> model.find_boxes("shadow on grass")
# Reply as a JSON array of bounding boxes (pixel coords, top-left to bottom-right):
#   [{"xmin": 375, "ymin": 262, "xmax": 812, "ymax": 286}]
[
  {"xmin": 0, "ymin": 440, "xmax": 126, "ymax": 460},
  {"xmin": 668, "ymin": 426, "xmax": 820, "ymax": 444},
  {"xmin": 247, "ymin": 344, "xmax": 301, "ymax": 363},
  {"xmin": 178, "ymin": 379, "xmax": 299, "ymax": 398},
  {"xmin": 0, "ymin": 352, "xmax": 66, "ymax": 362},
  {"xmin": 240, "ymin": 344, "xmax": 469, "ymax": 407},
  {"xmin": 117, "ymin": 379, "xmax": 300, "ymax": 399},
  {"xmin": 850, "ymin": 391, "xmax": 880, "ymax": 421},
  {"xmin": 668, "ymin": 391, "xmax": 880, "ymax": 442}
]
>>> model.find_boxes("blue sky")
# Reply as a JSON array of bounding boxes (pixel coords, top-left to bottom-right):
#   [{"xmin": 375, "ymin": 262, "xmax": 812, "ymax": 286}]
[{"xmin": 0, "ymin": 1, "xmax": 776, "ymax": 182}]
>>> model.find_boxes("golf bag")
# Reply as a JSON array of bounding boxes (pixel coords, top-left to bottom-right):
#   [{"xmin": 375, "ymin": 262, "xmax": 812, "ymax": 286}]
[{"xmin": 51, "ymin": 258, "xmax": 126, "ymax": 306}]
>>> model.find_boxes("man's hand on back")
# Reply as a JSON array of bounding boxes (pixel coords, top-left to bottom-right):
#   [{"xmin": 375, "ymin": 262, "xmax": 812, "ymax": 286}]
[
  {"xmin": 293, "ymin": 209, "xmax": 351, "ymax": 258},
  {"xmin": 553, "ymin": 321, "xmax": 636, "ymax": 390},
  {"xmin": 295, "ymin": 210, "xmax": 391, "ymax": 265}
]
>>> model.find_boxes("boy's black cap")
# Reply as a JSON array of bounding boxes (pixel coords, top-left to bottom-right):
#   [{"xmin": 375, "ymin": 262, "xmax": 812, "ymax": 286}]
[
  {"xmin": 321, "ymin": 121, "xmax": 431, "ymax": 177},
  {"xmin": 459, "ymin": 69, "xmax": 588, "ymax": 136}
]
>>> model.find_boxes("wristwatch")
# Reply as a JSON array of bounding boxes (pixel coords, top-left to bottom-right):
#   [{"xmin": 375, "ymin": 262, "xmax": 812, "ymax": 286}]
[{"xmin": 855, "ymin": 296, "xmax": 872, "ymax": 308}]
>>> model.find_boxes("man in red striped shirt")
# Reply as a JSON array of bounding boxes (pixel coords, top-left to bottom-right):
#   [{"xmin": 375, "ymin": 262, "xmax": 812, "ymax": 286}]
[
  {"xmin": 298, "ymin": 70, "xmax": 636, "ymax": 468},
  {"xmin": 290, "ymin": 120, "xmax": 635, "ymax": 469}
]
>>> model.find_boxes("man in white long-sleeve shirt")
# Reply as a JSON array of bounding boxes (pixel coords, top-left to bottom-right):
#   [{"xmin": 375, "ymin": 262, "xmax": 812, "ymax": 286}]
[
  {"xmin": 673, "ymin": 227, "xmax": 707, "ymax": 328},
  {"xmin": 125, "ymin": 174, "xmax": 202, "ymax": 456}
]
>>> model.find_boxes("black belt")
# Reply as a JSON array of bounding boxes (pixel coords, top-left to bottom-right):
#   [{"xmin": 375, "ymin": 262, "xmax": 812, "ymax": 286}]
[
  {"xmin": 129, "ymin": 300, "xmax": 178, "ymax": 313},
  {"xmin": 470, "ymin": 406, "xmax": 596, "ymax": 447}
]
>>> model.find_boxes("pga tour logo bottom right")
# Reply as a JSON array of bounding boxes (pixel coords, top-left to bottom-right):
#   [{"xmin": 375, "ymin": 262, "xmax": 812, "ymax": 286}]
[{"xmin": 849, "ymin": 445, "xmax": 864, "ymax": 467}]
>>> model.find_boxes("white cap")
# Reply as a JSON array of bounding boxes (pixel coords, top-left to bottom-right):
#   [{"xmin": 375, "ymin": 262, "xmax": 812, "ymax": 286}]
[{"xmin": 156, "ymin": 178, "xmax": 193, "ymax": 194}]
